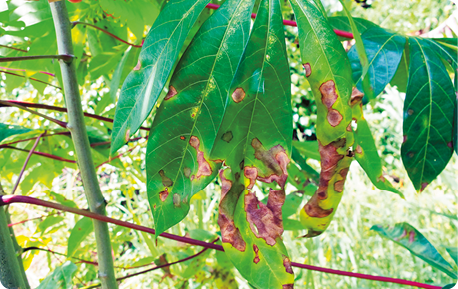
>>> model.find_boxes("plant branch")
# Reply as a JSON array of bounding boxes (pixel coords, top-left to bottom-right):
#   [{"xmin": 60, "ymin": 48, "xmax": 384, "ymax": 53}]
[
  {"xmin": 1, "ymin": 145, "xmax": 77, "ymax": 164},
  {"xmin": 0, "ymin": 131, "xmax": 70, "ymax": 149},
  {"xmin": 49, "ymin": 1, "xmax": 118, "ymax": 287},
  {"xmin": 0, "ymin": 54, "xmax": 74, "ymax": 63},
  {"xmin": 0, "ymin": 100, "xmax": 67, "ymax": 128},
  {"xmin": 0, "ymin": 70, "xmax": 61, "ymax": 89},
  {"xmin": 8, "ymin": 212, "xmax": 61, "ymax": 227},
  {"xmin": 0, "ymin": 100, "xmax": 150, "ymax": 131},
  {"xmin": 0, "ymin": 195, "xmax": 443, "ymax": 289},
  {"xmin": 95, "ymin": 146, "xmax": 136, "ymax": 169},
  {"xmin": 0, "ymin": 44, "xmax": 28, "ymax": 53},
  {"xmin": 72, "ymin": 22, "xmax": 143, "ymax": 48},
  {"xmin": 0, "ymin": 66, "xmax": 56, "ymax": 77},
  {"xmin": 11, "ymin": 131, "xmax": 46, "ymax": 195},
  {"xmin": 204, "ymin": 3, "xmax": 354, "ymax": 39}
]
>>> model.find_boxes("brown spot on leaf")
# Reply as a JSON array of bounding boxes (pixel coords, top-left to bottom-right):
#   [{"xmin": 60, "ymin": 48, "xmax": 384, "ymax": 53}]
[
  {"xmin": 159, "ymin": 170, "xmax": 173, "ymax": 187},
  {"xmin": 221, "ymin": 131, "xmax": 233, "ymax": 143},
  {"xmin": 420, "ymin": 182, "xmax": 429, "ymax": 192},
  {"xmin": 350, "ymin": 87, "xmax": 364, "ymax": 106},
  {"xmin": 407, "ymin": 108, "xmax": 414, "ymax": 116},
  {"xmin": 125, "ymin": 128, "xmax": 130, "ymax": 143},
  {"xmin": 317, "ymin": 189, "xmax": 327, "ymax": 199},
  {"xmin": 283, "ymin": 284, "xmax": 294, "ymax": 289},
  {"xmin": 133, "ymin": 60, "xmax": 141, "ymax": 71},
  {"xmin": 232, "ymin": 88, "xmax": 245, "ymax": 103},
  {"xmin": 346, "ymin": 123, "xmax": 352, "ymax": 132},
  {"xmin": 165, "ymin": 85, "xmax": 177, "ymax": 100},
  {"xmin": 408, "ymin": 230, "xmax": 415, "ymax": 243},
  {"xmin": 283, "ymin": 256, "xmax": 293, "ymax": 274},
  {"xmin": 355, "ymin": 145, "xmax": 363, "ymax": 154},
  {"xmin": 244, "ymin": 190, "xmax": 285, "ymax": 246},
  {"xmin": 304, "ymin": 195, "xmax": 334, "ymax": 218},
  {"xmin": 320, "ymin": 80, "xmax": 338, "ymax": 109},
  {"xmin": 251, "ymin": 138, "xmax": 290, "ymax": 188},
  {"xmin": 183, "ymin": 167, "xmax": 191, "ymax": 178},
  {"xmin": 253, "ymin": 244, "xmax": 260, "ymax": 264},
  {"xmin": 303, "ymin": 63, "xmax": 312, "ymax": 77},
  {"xmin": 189, "ymin": 136, "xmax": 212, "ymax": 180},
  {"xmin": 447, "ymin": 141, "xmax": 453, "ymax": 148},
  {"xmin": 218, "ymin": 214, "xmax": 246, "ymax": 252},
  {"xmin": 403, "ymin": 135, "xmax": 407, "ymax": 143},
  {"xmin": 244, "ymin": 166, "xmax": 258, "ymax": 189},
  {"xmin": 327, "ymin": 109, "xmax": 343, "ymax": 127},
  {"xmin": 334, "ymin": 180, "xmax": 345, "ymax": 192},
  {"xmin": 173, "ymin": 193, "xmax": 181, "ymax": 206},
  {"xmin": 159, "ymin": 188, "xmax": 169, "ymax": 202},
  {"xmin": 180, "ymin": 136, "xmax": 186, "ymax": 140}
]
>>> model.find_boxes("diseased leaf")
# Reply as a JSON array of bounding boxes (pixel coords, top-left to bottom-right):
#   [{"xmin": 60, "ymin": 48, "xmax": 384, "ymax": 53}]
[
  {"xmin": 67, "ymin": 217, "xmax": 93, "ymax": 257},
  {"xmin": 401, "ymin": 38, "xmax": 456, "ymax": 191},
  {"xmin": 146, "ymin": 0, "xmax": 255, "ymax": 237},
  {"xmin": 372, "ymin": 223, "xmax": 457, "ymax": 279},
  {"xmin": 211, "ymin": 0, "xmax": 294, "ymax": 286},
  {"xmin": 348, "ymin": 26, "xmax": 406, "ymax": 98},
  {"xmin": 290, "ymin": 0, "xmax": 354, "ymax": 237},
  {"xmin": 111, "ymin": 0, "xmax": 211, "ymax": 155}
]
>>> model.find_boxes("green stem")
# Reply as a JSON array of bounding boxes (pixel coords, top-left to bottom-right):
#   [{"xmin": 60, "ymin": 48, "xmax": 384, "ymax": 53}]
[
  {"xmin": 0, "ymin": 180, "xmax": 28, "ymax": 289},
  {"xmin": 48, "ymin": 1, "xmax": 118, "ymax": 288}
]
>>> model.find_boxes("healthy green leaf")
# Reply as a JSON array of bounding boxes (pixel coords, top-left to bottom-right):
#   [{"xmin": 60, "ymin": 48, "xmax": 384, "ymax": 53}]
[
  {"xmin": 428, "ymin": 39, "xmax": 457, "ymax": 69},
  {"xmin": 36, "ymin": 261, "xmax": 77, "ymax": 289},
  {"xmin": 110, "ymin": 0, "xmax": 211, "ymax": 155},
  {"xmin": 0, "ymin": 123, "xmax": 32, "ymax": 143},
  {"xmin": 37, "ymin": 216, "xmax": 65, "ymax": 236},
  {"xmin": 348, "ymin": 26, "xmax": 406, "ymax": 98},
  {"xmin": 211, "ymin": 0, "xmax": 294, "ymax": 286},
  {"xmin": 401, "ymin": 38, "xmax": 456, "ymax": 191},
  {"xmin": 328, "ymin": 16, "xmax": 378, "ymax": 39},
  {"xmin": 146, "ymin": 0, "xmax": 255, "ymax": 237},
  {"xmin": 371, "ymin": 223, "xmax": 457, "ymax": 279},
  {"xmin": 292, "ymin": 140, "xmax": 320, "ymax": 160},
  {"xmin": 67, "ymin": 217, "xmax": 93, "ymax": 257},
  {"xmin": 445, "ymin": 246, "xmax": 458, "ymax": 266}
]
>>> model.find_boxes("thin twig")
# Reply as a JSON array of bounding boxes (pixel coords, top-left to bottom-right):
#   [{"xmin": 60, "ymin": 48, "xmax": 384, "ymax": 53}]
[
  {"xmin": 0, "ymin": 100, "xmax": 150, "ymax": 131},
  {"xmin": 8, "ymin": 212, "xmax": 61, "ymax": 227},
  {"xmin": 0, "ymin": 70, "xmax": 61, "ymax": 89},
  {"xmin": 0, "ymin": 66, "xmax": 55, "ymax": 77},
  {"xmin": 0, "ymin": 195, "xmax": 443, "ymax": 289},
  {"xmin": 95, "ymin": 146, "xmax": 136, "ymax": 169},
  {"xmin": 11, "ymin": 131, "xmax": 46, "ymax": 195},
  {"xmin": 0, "ymin": 54, "xmax": 74, "ymax": 63},
  {"xmin": 0, "ymin": 100, "xmax": 67, "ymax": 128},
  {"xmin": 0, "ymin": 44, "xmax": 28, "ymax": 53},
  {"xmin": 2, "ymin": 146, "xmax": 76, "ymax": 164},
  {"xmin": 72, "ymin": 22, "xmax": 143, "ymax": 48},
  {"xmin": 0, "ymin": 132, "xmax": 70, "ymax": 149}
]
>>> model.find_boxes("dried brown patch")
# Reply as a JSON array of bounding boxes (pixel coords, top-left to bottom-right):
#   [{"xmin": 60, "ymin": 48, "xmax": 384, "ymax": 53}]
[
  {"xmin": 125, "ymin": 128, "xmax": 130, "ymax": 143},
  {"xmin": 327, "ymin": 109, "xmax": 343, "ymax": 127},
  {"xmin": 221, "ymin": 131, "xmax": 233, "ymax": 143},
  {"xmin": 244, "ymin": 190, "xmax": 285, "ymax": 246},
  {"xmin": 420, "ymin": 182, "xmax": 428, "ymax": 192},
  {"xmin": 165, "ymin": 85, "xmax": 177, "ymax": 100},
  {"xmin": 350, "ymin": 87, "xmax": 364, "ymax": 106},
  {"xmin": 283, "ymin": 255, "xmax": 293, "ymax": 274},
  {"xmin": 183, "ymin": 167, "xmax": 191, "ymax": 178},
  {"xmin": 283, "ymin": 284, "xmax": 294, "ymax": 289},
  {"xmin": 173, "ymin": 193, "xmax": 181, "ymax": 206},
  {"xmin": 133, "ymin": 60, "xmax": 141, "ymax": 71},
  {"xmin": 231, "ymin": 88, "xmax": 246, "ymax": 103},
  {"xmin": 334, "ymin": 180, "xmax": 345, "ymax": 192},
  {"xmin": 346, "ymin": 123, "xmax": 352, "ymax": 132},
  {"xmin": 159, "ymin": 188, "xmax": 169, "ymax": 202},
  {"xmin": 218, "ymin": 214, "xmax": 246, "ymax": 252},
  {"xmin": 253, "ymin": 244, "xmax": 260, "ymax": 264},
  {"xmin": 189, "ymin": 136, "xmax": 212, "ymax": 180},
  {"xmin": 407, "ymin": 109, "xmax": 414, "ymax": 116},
  {"xmin": 303, "ymin": 63, "xmax": 312, "ymax": 77},
  {"xmin": 244, "ymin": 166, "xmax": 258, "ymax": 189},
  {"xmin": 355, "ymin": 145, "xmax": 363, "ymax": 154},
  {"xmin": 251, "ymin": 138, "xmax": 290, "ymax": 189},
  {"xmin": 219, "ymin": 170, "xmax": 232, "ymax": 200},
  {"xmin": 159, "ymin": 170, "xmax": 173, "ymax": 187},
  {"xmin": 320, "ymin": 80, "xmax": 338, "ymax": 109}
]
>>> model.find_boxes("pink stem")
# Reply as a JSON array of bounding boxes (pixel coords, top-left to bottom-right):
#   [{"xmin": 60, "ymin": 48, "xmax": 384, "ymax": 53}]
[
  {"xmin": 2, "ymin": 146, "xmax": 76, "ymax": 164},
  {"xmin": 95, "ymin": 146, "xmax": 136, "ymax": 168},
  {"xmin": 204, "ymin": 3, "xmax": 354, "ymax": 39},
  {"xmin": 0, "ymin": 70, "xmax": 61, "ymax": 89},
  {"xmin": 0, "ymin": 195, "xmax": 442, "ymax": 289},
  {"xmin": 72, "ymin": 22, "xmax": 143, "ymax": 48},
  {"xmin": 0, "ymin": 67, "xmax": 55, "ymax": 77},
  {"xmin": 11, "ymin": 131, "xmax": 46, "ymax": 195}
]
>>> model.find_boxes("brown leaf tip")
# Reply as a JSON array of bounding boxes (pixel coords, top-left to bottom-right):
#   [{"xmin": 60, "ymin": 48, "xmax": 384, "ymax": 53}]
[
  {"xmin": 420, "ymin": 182, "xmax": 429, "ymax": 192},
  {"xmin": 350, "ymin": 87, "xmax": 364, "ymax": 106},
  {"xmin": 244, "ymin": 190, "xmax": 285, "ymax": 246},
  {"xmin": 159, "ymin": 188, "xmax": 169, "ymax": 202},
  {"xmin": 165, "ymin": 85, "xmax": 178, "ymax": 100},
  {"xmin": 253, "ymin": 244, "xmax": 260, "ymax": 264},
  {"xmin": 189, "ymin": 136, "xmax": 212, "ymax": 179},
  {"xmin": 231, "ymin": 88, "xmax": 246, "ymax": 103},
  {"xmin": 303, "ymin": 63, "xmax": 312, "ymax": 77},
  {"xmin": 283, "ymin": 255, "xmax": 294, "ymax": 274},
  {"xmin": 218, "ymin": 214, "xmax": 246, "ymax": 252}
]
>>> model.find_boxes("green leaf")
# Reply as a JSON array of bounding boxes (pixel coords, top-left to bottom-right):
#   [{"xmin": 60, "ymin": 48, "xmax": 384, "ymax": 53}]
[
  {"xmin": 348, "ymin": 26, "xmax": 406, "ymax": 98},
  {"xmin": 146, "ymin": 0, "xmax": 255, "ymax": 237},
  {"xmin": 111, "ymin": 0, "xmax": 211, "ymax": 155},
  {"xmin": 99, "ymin": 0, "xmax": 146, "ymax": 40},
  {"xmin": 47, "ymin": 191, "xmax": 77, "ymax": 208},
  {"xmin": 371, "ymin": 223, "xmax": 457, "ymax": 279},
  {"xmin": 390, "ymin": 50, "xmax": 409, "ymax": 93},
  {"xmin": 37, "ymin": 261, "xmax": 77, "ymax": 289},
  {"xmin": 89, "ymin": 51, "xmax": 124, "ymax": 81},
  {"xmin": 328, "ymin": 16, "xmax": 378, "ymax": 39},
  {"xmin": 67, "ymin": 217, "xmax": 93, "ymax": 257},
  {"xmin": 401, "ymin": 38, "xmax": 456, "ymax": 191},
  {"xmin": 0, "ymin": 123, "xmax": 32, "ymax": 143},
  {"xmin": 442, "ymin": 284, "xmax": 457, "ymax": 289},
  {"xmin": 445, "ymin": 246, "xmax": 458, "ymax": 266},
  {"xmin": 428, "ymin": 39, "xmax": 457, "ymax": 69},
  {"xmin": 211, "ymin": 0, "xmax": 294, "ymax": 287},
  {"xmin": 37, "ymin": 216, "xmax": 65, "ymax": 236},
  {"xmin": 352, "ymin": 106, "xmax": 403, "ymax": 198},
  {"xmin": 292, "ymin": 140, "xmax": 320, "ymax": 160}
]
